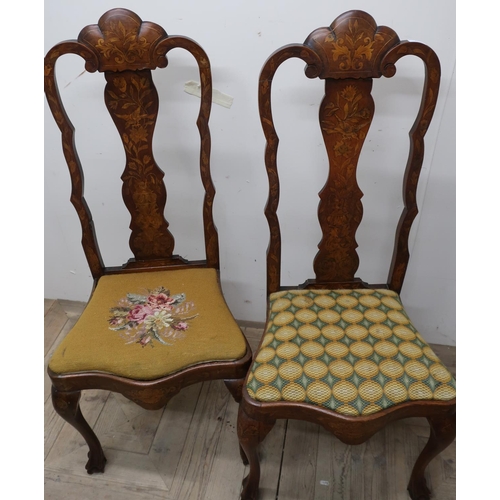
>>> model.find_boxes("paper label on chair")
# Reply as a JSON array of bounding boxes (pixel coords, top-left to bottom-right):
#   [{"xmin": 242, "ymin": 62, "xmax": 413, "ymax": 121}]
[{"xmin": 184, "ymin": 80, "xmax": 234, "ymax": 108}]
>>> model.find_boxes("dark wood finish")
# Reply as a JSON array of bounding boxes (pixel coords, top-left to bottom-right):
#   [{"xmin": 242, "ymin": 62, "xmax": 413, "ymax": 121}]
[
  {"xmin": 407, "ymin": 412, "xmax": 456, "ymax": 500},
  {"xmin": 314, "ymin": 78, "xmax": 374, "ymax": 282},
  {"xmin": 381, "ymin": 41, "xmax": 441, "ymax": 292},
  {"xmin": 240, "ymin": 10, "xmax": 454, "ymax": 500},
  {"xmin": 238, "ymin": 405, "xmax": 276, "ymax": 500},
  {"xmin": 51, "ymin": 387, "xmax": 107, "ymax": 474},
  {"xmin": 303, "ymin": 11, "xmax": 400, "ymax": 79},
  {"xmin": 44, "ymin": 8, "xmax": 252, "ymax": 476},
  {"xmin": 44, "ymin": 8, "xmax": 219, "ymax": 275},
  {"xmin": 48, "ymin": 345, "xmax": 251, "ymax": 411},
  {"xmin": 260, "ymin": 10, "xmax": 441, "ymax": 296},
  {"xmin": 104, "ymin": 68, "xmax": 175, "ymax": 260},
  {"xmin": 224, "ymin": 378, "xmax": 245, "ymax": 403},
  {"xmin": 259, "ymin": 44, "xmax": 322, "ymax": 296}
]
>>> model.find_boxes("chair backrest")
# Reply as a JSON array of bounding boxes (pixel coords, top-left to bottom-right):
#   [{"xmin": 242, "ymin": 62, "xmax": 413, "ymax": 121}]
[
  {"xmin": 44, "ymin": 8, "xmax": 218, "ymax": 280},
  {"xmin": 260, "ymin": 10, "xmax": 440, "ymax": 296}
]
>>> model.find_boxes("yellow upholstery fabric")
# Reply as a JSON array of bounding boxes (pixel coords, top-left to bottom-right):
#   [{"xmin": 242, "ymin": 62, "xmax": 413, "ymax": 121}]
[
  {"xmin": 246, "ymin": 288, "xmax": 456, "ymax": 416},
  {"xmin": 49, "ymin": 268, "xmax": 247, "ymax": 380}
]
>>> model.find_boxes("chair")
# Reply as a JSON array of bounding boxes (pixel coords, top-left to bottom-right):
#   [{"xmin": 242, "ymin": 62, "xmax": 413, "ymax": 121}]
[
  {"xmin": 237, "ymin": 10, "xmax": 455, "ymax": 500},
  {"xmin": 44, "ymin": 8, "xmax": 252, "ymax": 475}
]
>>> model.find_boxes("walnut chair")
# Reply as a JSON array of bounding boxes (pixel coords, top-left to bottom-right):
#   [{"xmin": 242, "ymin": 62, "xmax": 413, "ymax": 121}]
[
  {"xmin": 237, "ymin": 10, "xmax": 455, "ymax": 500},
  {"xmin": 44, "ymin": 8, "xmax": 252, "ymax": 475}
]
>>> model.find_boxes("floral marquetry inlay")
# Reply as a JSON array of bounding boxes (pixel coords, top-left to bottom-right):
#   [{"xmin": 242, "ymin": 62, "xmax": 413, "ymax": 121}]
[
  {"xmin": 304, "ymin": 11, "xmax": 399, "ymax": 79},
  {"xmin": 259, "ymin": 10, "xmax": 442, "ymax": 294},
  {"xmin": 44, "ymin": 8, "xmax": 222, "ymax": 273},
  {"xmin": 327, "ymin": 20, "xmax": 382, "ymax": 71},
  {"xmin": 105, "ymin": 70, "xmax": 175, "ymax": 260},
  {"xmin": 314, "ymin": 79, "xmax": 374, "ymax": 283},
  {"xmin": 95, "ymin": 21, "xmax": 151, "ymax": 65},
  {"xmin": 321, "ymin": 84, "xmax": 372, "ymax": 155},
  {"xmin": 78, "ymin": 8, "xmax": 169, "ymax": 72}
]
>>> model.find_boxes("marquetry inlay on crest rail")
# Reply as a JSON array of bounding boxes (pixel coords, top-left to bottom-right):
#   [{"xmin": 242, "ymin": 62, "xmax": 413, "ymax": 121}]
[
  {"xmin": 44, "ymin": 8, "xmax": 219, "ymax": 276},
  {"xmin": 259, "ymin": 10, "xmax": 441, "ymax": 295}
]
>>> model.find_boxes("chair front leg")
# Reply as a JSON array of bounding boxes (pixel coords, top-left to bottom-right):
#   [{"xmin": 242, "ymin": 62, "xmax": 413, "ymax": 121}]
[
  {"xmin": 237, "ymin": 405, "xmax": 276, "ymax": 500},
  {"xmin": 51, "ymin": 386, "xmax": 107, "ymax": 474},
  {"xmin": 407, "ymin": 411, "xmax": 456, "ymax": 500},
  {"xmin": 224, "ymin": 378, "xmax": 245, "ymax": 403}
]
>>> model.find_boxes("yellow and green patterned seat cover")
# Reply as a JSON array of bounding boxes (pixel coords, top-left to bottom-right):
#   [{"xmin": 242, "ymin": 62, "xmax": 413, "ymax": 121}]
[{"xmin": 246, "ymin": 289, "xmax": 456, "ymax": 416}]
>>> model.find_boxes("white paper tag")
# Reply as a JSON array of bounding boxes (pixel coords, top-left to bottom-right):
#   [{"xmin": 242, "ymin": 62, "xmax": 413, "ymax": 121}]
[{"xmin": 184, "ymin": 80, "xmax": 234, "ymax": 109}]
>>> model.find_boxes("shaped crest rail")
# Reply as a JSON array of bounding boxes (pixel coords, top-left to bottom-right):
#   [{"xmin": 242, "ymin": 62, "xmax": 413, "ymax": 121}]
[{"xmin": 260, "ymin": 10, "xmax": 440, "ymax": 294}]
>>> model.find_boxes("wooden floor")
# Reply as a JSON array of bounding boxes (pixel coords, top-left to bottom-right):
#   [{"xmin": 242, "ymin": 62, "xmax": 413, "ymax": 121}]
[{"xmin": 44, "ymin": 299, "xmax": 456, "ymax": 500}]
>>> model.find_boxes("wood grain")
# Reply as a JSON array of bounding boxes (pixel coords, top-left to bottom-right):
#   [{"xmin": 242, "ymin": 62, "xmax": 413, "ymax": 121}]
[
  {"xmin": 314, "ymin": 78, "xmax": 374, "ymax": 282},
  {"xmin": 278, "ymin": 420, "xmax": 319, "ymax": 500},
  {"xmin": 44, "ymin": 300, "xmax": 70, "ymax": 356},
  {"xmin": 45, "ymin": 298, "xmax": 56, "ymax": 315}
]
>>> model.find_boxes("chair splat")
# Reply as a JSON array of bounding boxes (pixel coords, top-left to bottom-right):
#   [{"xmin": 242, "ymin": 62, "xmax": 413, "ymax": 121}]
[
  {"xmin": 44, "ymin": 8, "xmax": 220, "ymax": 271},
  {"xmin": 104, "ymin": 69, "xmax": 174, "ymax": 260},
  {"xmin": 260, "ymin": 10, "xmax": 440, "ymax": 294},
  {"xmin": 314, "ymin": 78, "xmax": 374, "ymax": 282}
]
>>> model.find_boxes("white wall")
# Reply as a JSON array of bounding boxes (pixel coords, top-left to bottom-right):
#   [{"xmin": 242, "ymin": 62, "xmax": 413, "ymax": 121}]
[{"xmin": 44, "ymin": 0, "xmax": 456, "ymax": 345}]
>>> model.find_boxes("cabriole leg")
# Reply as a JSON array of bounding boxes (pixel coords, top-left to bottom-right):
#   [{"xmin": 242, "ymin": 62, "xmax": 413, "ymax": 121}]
[
  {"xmin": 239, "ymin": 443, "xmax": 249, "ymax": 466},
  {"xmin": 407, "ymin": 411, "xmax": 456, "ymax": 500},
  {"xmin": 237, "ymin": 405, "xmax": 275, "ymax": 500},
  {"xmin": 51, "ymin": 386, "xmax": 107, "ymax": 474}
]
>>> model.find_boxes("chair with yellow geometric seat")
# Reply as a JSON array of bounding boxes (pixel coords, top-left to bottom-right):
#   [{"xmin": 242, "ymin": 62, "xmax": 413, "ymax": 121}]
[
  {"xmin": 236, "ymin": 10, "xmax": 455, "ymax": 500},
  {"xmin": 44, "ymin": 8, "xmax": 251, "ymax": 474}
]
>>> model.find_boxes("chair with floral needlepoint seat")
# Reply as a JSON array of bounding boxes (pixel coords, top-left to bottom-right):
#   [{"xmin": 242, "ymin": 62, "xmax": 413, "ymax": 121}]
[
  {"xmin": 44, "ymin": 8, "xmax": 251, "ymax": 475},
  {"xmin": 236, "ymin": 10, "xmax": 455, "ymax": 500}
]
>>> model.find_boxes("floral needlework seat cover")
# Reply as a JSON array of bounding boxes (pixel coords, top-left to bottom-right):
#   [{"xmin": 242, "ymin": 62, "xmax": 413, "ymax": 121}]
[
  {"xmin": 49, "ymin": 268, "xmax": 247, "ymax": 380},
  {"xmin": 246, "ymin": 289, "xmax": 456, "ymax": 416}
]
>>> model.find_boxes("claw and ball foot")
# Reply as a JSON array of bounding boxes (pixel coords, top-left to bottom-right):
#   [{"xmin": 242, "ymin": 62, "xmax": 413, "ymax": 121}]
[
  {"xmin": 407, "ymin": 412, "xmax": 456, "ymax": 500},
  {"xmin": 51, "ymin": 386, "xmax": 107, "ymax": 474}
]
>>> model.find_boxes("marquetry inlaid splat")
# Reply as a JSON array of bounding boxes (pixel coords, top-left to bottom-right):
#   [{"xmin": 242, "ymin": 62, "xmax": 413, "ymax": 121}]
[
  {"xmin": 44, "ymin": 8, "xmax": 220, "ymax": 273},
  {"xmin": 260, "ymin": 10, "xmax": 441, "ymax": 294},
  {"xmin": 104, "ymin": 70, "xmax": 174, "ymax": 260},
  {"xmin": 314, "ymin": 78, "xmax": 374, "ymax": 282}
]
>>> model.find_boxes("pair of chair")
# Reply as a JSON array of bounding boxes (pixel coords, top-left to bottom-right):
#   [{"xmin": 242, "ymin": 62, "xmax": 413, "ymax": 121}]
[{"xmin": 44, "ymin": 8, "xmax": 456, "ymax": 500}]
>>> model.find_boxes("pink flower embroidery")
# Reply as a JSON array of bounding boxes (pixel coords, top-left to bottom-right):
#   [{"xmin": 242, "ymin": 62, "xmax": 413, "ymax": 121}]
[
  {"xmin": 147, "ymin": 293, "xmax": 175, "ymax": 310},
  {"xmin": 109, "ymin": 316, "xmax": 125, "ymax": 327},
  {"xmin": 173, "ymin": 321, "xmax": 188, "ymax": 331},
  {"xmin": 127, "ymin": 304, "xmax": 154, "ymax": 323},
  {"xmin": 108, "ymin": 286, "xmax": 198, "ymax": 347},
  {"xmin": 139, "ymin": 335, "xmax": 151, "ymax": 346}
]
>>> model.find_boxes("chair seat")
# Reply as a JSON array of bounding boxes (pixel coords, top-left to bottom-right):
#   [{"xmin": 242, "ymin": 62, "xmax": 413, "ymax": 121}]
[
  {"xmin": 246, "ymin": 288, "xmax": 455, "ymax": 416},
  {"xmin": 49, "ymin": 268, "xmax": 248, "ymax": 380}
]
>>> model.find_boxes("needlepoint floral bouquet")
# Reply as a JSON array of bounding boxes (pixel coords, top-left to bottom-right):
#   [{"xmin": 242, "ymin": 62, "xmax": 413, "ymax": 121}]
[{"xmin": 108, "ymin": 286, "xmax": 197, "ymax": 347}]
